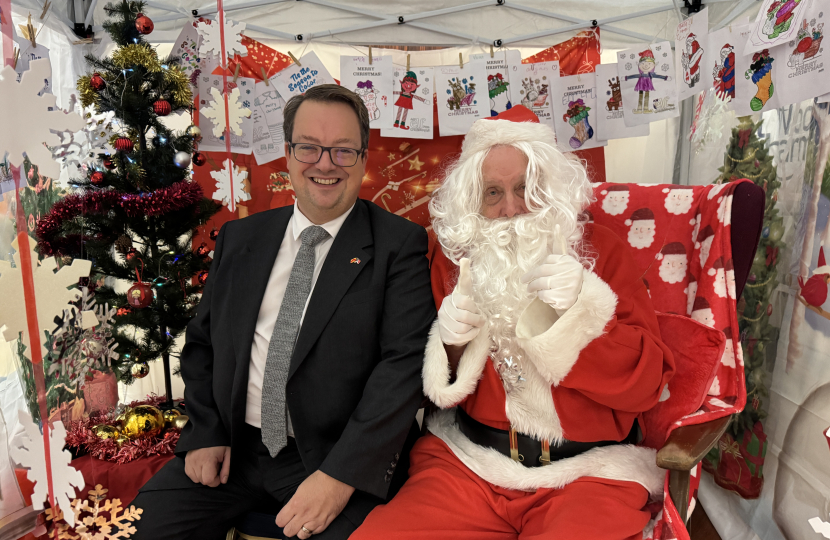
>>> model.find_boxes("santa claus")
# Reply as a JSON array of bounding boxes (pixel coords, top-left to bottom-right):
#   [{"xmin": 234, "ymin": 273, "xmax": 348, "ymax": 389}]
[
  {"xmin": 682, "ymin": 33, "xmax": 704, "ymax": 87},
  {"xmin": 663, "ymin": 186, "xmax": 694, "ymax": 215},
  {"xmin": 626, "ymin": 208, "xmax": 657, "ymax": 249},
  {"xmin": 696, "ymin": 225, "xmax": 715, "ymax": 267},
  {"xmin": 658, "ymin": 242, "xmax": 688, "ymax": 284},
  {"xmin": 691, "ymin": 296, "xmax": 716, "ymax": 328},
  {"xmin": 709, "ymin": 257, "xmax": 728, "ymax": 298},
  {"xmin": 353, "ymin": 106, "xmax": 675, "ymax": 539},
  {"xmin": 601, "ymin": 184, "xmax": 630, "ymax": 216}
]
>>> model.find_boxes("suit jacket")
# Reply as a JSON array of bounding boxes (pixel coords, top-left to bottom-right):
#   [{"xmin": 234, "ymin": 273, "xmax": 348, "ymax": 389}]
[{"xmin": 172, "ymin": 200, "xmax": 435, "ymax": 522}]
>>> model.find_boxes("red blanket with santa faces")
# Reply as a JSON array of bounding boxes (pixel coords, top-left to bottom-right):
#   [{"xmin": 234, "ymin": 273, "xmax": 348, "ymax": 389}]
[{"xmin": 589, "ymin": 180, "xmax": 747, "ymax": 540}]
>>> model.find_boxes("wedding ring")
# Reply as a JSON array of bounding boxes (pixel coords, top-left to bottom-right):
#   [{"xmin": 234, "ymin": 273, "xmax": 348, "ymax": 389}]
[{"xmin": 301, "ymin": 525, "xmax": 313, "ymax": 535}]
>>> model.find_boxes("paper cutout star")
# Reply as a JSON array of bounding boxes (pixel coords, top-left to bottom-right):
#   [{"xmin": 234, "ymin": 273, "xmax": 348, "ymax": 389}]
[
  {"xmin": 408, "ymin": 156, "xmax": 424, "ymax": 171},
  {"xmin": 387, "ymin": 152, "xmax": 397, "ymax": 161}
]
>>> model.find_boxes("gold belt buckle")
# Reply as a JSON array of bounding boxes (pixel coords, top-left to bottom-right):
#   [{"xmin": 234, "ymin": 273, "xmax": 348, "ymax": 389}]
[
  {"xmin": 540, "ymin": 439, "xmax": 551, "ymax": 466},
  {"xmin": 508, "ymin": 427, "xmax": 523, "ymax": 463}
]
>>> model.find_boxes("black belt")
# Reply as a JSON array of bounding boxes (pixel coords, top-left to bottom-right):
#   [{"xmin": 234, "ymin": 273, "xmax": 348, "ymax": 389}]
[{"xmin": 455, "ymin": 407, "xmax": 638, "ymax": 468}]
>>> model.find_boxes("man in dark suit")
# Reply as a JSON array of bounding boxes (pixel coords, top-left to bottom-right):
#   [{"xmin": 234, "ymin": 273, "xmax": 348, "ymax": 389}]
[{"xmin": 132, "ymin": 84, "xmax": 435, "ymax": 540}]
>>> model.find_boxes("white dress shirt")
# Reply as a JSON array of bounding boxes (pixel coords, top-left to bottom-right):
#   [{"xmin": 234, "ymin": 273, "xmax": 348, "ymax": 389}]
[{"xmin": 245, "ymin": 202, "xmax": 354, "ymax": 430}]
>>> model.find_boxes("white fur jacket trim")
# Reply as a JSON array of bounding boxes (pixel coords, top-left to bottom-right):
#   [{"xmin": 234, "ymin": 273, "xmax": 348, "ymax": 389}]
[
  {"xmin": 516, "ymin": 269, "xmax": 618, "ymax": 386},
  {"xmin": 422, "ymin": 319, "xmax": 492, "ymax": 409},
  {"xmin": 427, "ymin": 409, "xmax": 664, "ymax": 497}
]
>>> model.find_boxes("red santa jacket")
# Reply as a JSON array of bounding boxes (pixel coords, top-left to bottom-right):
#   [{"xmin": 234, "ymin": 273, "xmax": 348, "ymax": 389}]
[{"xmin": 422, "ymin": 224, "xmax": 675, "ymax": 495}]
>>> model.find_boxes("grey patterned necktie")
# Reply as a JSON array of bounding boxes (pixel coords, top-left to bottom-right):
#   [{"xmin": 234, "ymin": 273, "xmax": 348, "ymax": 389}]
[{"xmin": 261, "ymin": 224, "xmax": 331, "ymax": 456}]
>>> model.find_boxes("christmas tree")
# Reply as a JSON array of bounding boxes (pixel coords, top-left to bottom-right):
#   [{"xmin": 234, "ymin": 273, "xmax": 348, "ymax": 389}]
[
  {"xmin": 716, "ymin": 115, "xmax": 781, "ymax": 436},
  {"xmin": 35, "ymin": 0, "xmax": 219, "ymax": 404}
]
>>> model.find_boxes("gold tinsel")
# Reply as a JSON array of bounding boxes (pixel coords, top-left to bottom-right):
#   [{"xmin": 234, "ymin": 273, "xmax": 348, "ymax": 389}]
[
  {"xmin": 112, "ymin": 44, "xmax": 162, "ymax": 73},
  {"xmin": 77, "ymin": 74, "xmax": 99, "ymax": 108},
  {"xmin": 166, "ymin": 65, "xmax": 193, "ymax": 109}
]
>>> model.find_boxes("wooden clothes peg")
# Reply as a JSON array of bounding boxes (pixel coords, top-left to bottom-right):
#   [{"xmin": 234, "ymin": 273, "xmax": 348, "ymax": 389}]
[
  {"xmin": 459, "ymin": 52, "xmax": 463, "ymax": 69},
  {"xmin": 406, "ymin": 54, "xmax": 410, "ymax": 71},
  {"xmin": 288, "ymin": 51, "xmax": 301, "ymax": 66},
  {"xmin": 368, "ymin": 46, "xmax": 372, "ymax": 65},
  {"xmin": 261, "ymin": 67, "xmax": 269, "ymax": 85}
]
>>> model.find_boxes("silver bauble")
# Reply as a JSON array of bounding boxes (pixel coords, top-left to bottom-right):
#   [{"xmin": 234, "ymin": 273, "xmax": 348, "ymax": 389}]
[{"xmin": 174, "ymin": 151, "xmax": 192, "ymax": 168}]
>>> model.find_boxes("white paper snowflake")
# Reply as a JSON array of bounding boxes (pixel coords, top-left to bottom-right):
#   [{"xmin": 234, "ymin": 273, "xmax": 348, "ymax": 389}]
[
  {"xmin": 47, "ymin": 484, "xmax": 142, "ymax": 540},
  {"xmin": 0, "ymin": 59, "xmax": 85, "ymax": 179},
  {"xmin": 202, "ymin": 86, "xmax": 250, "ymax": 138},
  {"xmin": 0, "ymin": 235, "xmax": 92, "ymax": 357},
  {"xmin": 810, "ymin": 517, "xmax": 830, "ymax": 539},
  {"xmin": 52, "ymin": 97, "xmax": 117, "ymax": 184},
  {"xmin": 10, "ymin": 410, "xmax": 85, "ymax": 527},
  {"xmin": 197, "ymin": 13, "xmax": 247, "ymax": 59},
  {"xmin": 211, "ymin": 158, "xmax": 250, "ymax": 213},
  {"xmin": 690, "ymin": 88, "xmax": 732, "ymax": 155}
]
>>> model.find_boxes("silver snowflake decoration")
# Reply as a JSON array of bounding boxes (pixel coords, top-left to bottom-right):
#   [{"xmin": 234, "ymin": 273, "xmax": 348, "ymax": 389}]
[
  {"xmin": 691, "ymin": 88, "xmax": 732, "ymax": 155},
  {"xmin": 52, "ymin": 97, "xmax": 117, "ymax": 184}
]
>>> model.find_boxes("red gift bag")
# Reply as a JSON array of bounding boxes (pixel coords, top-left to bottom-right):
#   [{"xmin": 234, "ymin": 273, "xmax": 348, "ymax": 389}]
[{"xmin": 83, "ymin": 370, "xmax": 119, "ymax": 414}]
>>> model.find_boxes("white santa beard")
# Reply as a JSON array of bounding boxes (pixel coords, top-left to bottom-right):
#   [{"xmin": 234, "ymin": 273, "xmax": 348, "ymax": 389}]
[
  {"xmin": 700, "ymin": 237, "xmax": 713, "ymax": 266},
  {"xmin": 666, "ymin": 195, "xmax": 693, "ymax": 215},
  {"xmin": 713, "ymin": 269, "xmax": 727, "ymax": 298},
  {"xmin": 692, "ymin": 307, "xmax": 715, "ymax": 328},
  {"xmin": 602, "ymin": 194, "xmax": 628, "ymax": 216},
  {"xmin": 722, "ymin": 339, "xmax": 735, "ymax": 367},
  {"xmin": 659, "ymin": 256, "xmax": 687, "ymax": 284},
  {"xmin": 726, "ymin": 270, "xmax": 736, "ymax": 299},
  {"xmin": 686, "ymin": 282, "xmax": 698, "ymax": 315},
  {"xmin": 628, "ymin": 222, "xmax": 656, "ymax": 249},
  {"xmin": 468, "ymin": 215, "xmax": 555, "ymax": 361}
]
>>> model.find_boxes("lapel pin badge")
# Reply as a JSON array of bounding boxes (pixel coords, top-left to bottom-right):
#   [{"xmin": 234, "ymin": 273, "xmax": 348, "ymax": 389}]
[{"xmin": 350, "ymin": 257, "xmax": 361, "ymax": 264}]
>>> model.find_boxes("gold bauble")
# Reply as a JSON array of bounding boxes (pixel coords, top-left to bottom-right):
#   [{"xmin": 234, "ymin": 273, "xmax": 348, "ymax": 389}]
[
  {"xmin": 115, "ymin": 406, "xmax": 131, "ymax": 428},
  {"xmin": 172, "ymin": 415, "xmax": 189, "ymax": 430},
  {"xmin": 115, "ymin": 434, "xmax": 130, "ymax": 447},
  {"xmin": 162, "ymin": 409, "xmax": 180, "ymax": 424},
  {"xmin": 130, "ymin": 361, "xmax": 150, "ymax": 379},
  {"xmin": 93, "ymin": 424, "xmax": 120, "ymax": 440},
  {"xmin": 121, "ymin": 405, "xmax": 164, "ymax": 439}
]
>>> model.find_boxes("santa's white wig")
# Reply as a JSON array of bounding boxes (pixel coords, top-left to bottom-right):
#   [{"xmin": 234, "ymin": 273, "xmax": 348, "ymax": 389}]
[{"xmin": 430, "ymin": 118, "xmax": 595, "ymax": 269}]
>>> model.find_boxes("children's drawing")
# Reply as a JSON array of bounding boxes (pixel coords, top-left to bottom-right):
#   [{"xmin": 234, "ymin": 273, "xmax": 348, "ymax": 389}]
[
  {"xmin": 487, "ymin": 73, "xmax": 511, "ymax": 116},
  {"xmin": 595, "ymin": 65, "xmax": 650, "ymax": 141},
  {"xmin": 763, "ymin": 0, "xmax": 801, "ymax": 40},
  {"xmin": 437, "ymin": 61, "xmax": 490, "ymax": 136},
  {"xmin": 519, "ymin": 77, "xmax": 549, "ymax": 110},
  {"xmin": 509, "ymin": 61, "xmax": 558, "ymax": 128},
  {"xmin": 446, "ymin": 77, "xmax": 477, "ymax": 110},
  {"xmin": 625, "ymin": 49, "xmax": 670, "ymax": 114},
  {"xmin": 713, "ymin": 43, "xmax": 736, "ymax": 100},
  {"xmin": 788, "ymin": 18, "xmax": 824, "ymax": 68},
  {"xmin": 562, "ymin": 99, "xmax": 593, "ymax": 148},
  {"xmin": 744, "ymin": 0, "xmax": 810, "ymax": 54},
  {"xmin": 471, "ymin": 50, "xmax": 520, "ymax": 117},
  {"xmin": 681, "ymin": 33, "xmax": 705, "ymax": 88},
  {"xmin": 394, "ymin": 71, "xmax": 428, "ymax": 130},
  {"xmin": 551, "ymin": 71, "xmax": 606, "ymax": 150},
  {"xmin": 745, "ymin": 48, "xmax": 775, "ymax": 111},
  {"xmin": 606, "ymin": 76, "xmax": 622, "ymax": 111},
  {"xmin": 356, "ymin": 80, "xmax": 381, "ymax": 121}
]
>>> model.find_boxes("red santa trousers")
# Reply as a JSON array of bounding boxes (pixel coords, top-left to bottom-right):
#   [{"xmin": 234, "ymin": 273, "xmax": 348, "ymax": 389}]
[{"xmin": 352, "ymin": 433, "xmax": 652, "ymax": 540}]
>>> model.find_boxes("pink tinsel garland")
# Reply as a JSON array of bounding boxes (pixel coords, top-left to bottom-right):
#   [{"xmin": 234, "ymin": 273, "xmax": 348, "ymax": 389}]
[
  {"xmin": 37, "ymin": 181, "xmax": 204, "ymax": 256},
  {"xmin": 65, "ymin": 395, "xmax": 181, "ymax": 464}
]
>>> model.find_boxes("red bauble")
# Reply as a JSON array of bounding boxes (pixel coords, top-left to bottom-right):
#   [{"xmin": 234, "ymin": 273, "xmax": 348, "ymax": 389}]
[
  {"xmin": 135, "ymin": 13, "xmax": 154, "ymax": 35},
  {"xmin": 125, "ymin": 248, "xmax": 138, "ymax": 262},
  {"xmin": 103, "ymin": 158, "xmax": 115, "ymax": 170},
  {"xmin": 115, "ymin": 137, "xmax": 134, "ymax": 153},
  {"xmin": 193, "ymin": 152, "xmax": 206, "ymax": 166},
  {"xmin": 197, "ymin": 271, "xmax": 209, "ymax": 285},
  {"xmin": 127, "ymin": 282, "xmax": 153, "ymax": 308},
  {"xmin": 196, "ymin": 242, "xmax": 210, "ymax": 257},
  {"xmin": 91, "ymin": 73, "xmax": 106, "ymax": 91},
  {"xmin": 90, "ymin": 171, "xmax": 104, "ymax": 185},
  {"xmin": 209, "ymin": 228, "xmax": 219, "ymax": 241},
  {"xmin": 116, "ymin": 307, "xmax": 132, "ymax": 316},
  {"xmin": 767, "ymin": 303, "xmax": 773, "ymax": 316},
  {"xmin": 153, "ymin": 100, "xmax": 171, "ymax": 116}
]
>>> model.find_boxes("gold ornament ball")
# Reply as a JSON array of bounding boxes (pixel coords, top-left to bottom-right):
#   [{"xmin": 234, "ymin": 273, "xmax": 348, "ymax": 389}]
[
  {"xmin": 121, "ymin": 405, "xmax": 165, "ymax": 439},
  {"xmin": 115, "ymin": 434, "xmax": 130, "ymax": 447},
  {"xmin": 172, "ymin": 415, "xmax": 190, "ymax": 430},
  {"xmin": 131, "ymin": 361, "xmax": 150, "ymax": 379},
  {"xmin": 115, "ymin": 406, "xmax": 131, "ymax": 428},
  {"xmin": 93, "ymin": 424, "xmax": 120, "ymax": 440},
  {"xmin": 186, "ymin": 125, "xmax": 202, "ymax": 142},
  {"xmin": 163, "ymin": 409, "xmax": 180, "ymax": 424}
]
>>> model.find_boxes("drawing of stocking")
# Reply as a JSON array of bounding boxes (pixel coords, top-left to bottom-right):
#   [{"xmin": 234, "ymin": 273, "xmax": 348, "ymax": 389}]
[
  {"xmin": 750, "ymin": 71, "xmax": 774, "ymax": 112},
  {"xmin": 569, "ymin": 118, "xmax": 593, "ymax": 148}
]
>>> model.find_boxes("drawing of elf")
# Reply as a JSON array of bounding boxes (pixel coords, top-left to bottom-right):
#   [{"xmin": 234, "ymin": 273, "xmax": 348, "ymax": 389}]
[
  {"xmin": 624, "ymin": 49, "xmax": 669, "ymax": 114},
  {"xmin": 745, "ymin": 48, "xmax": 774, "ymax": 111},
  {"xmin": 393, "ymin": 71, "xmax": 427, "ymax": 130}
]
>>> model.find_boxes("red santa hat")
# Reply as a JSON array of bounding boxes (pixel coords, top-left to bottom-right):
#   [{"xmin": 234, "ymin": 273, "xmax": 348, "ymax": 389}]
[
  {"xmin": 601, "ymin": 184, "xmax": 629, "ymax": 195},
  {"xmin": 657, "ymin": 241, "xmax": 686, "ymax": 260},
  {"xmin": 725, "ymin": 258, "xmax": 734, "ymax": 271},
  {"xmin": 722, "ymin": 326, "xmax": 733, "ymax": 340},
  {"xmin": 463, "ymin": 105, "xmax": 552, "ymax": 156},
  {"xmin": 813, "ymin": 244, "xmax": 830, "ymax": 275},
  {"xmin": 708, "ymin": 257, "xmax": 725, "ymax": 276},
  {"xmin": 692, "ymin": 296, "xmax": 711, "ymax": 312},
  {"xmin": 625, "ymin": 208, "xmax": 655, "ymax": 226},
  {"xmin": 697, "ymin": 224, "xmax": 715, "ymax": 242}
]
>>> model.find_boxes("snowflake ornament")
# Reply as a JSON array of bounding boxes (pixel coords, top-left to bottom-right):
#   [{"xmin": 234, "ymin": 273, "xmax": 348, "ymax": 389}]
[
  {"xmin": 211, "ymin": 158, "xmax": 250, "ymax": 213},
  {"xmin": 0, "ymin": 236, "xmax": 92, "ymax": 357},
  {"xmin": 10, "ymin": 410, "xmax": 85, "ymax": 527},
  {"xmin": 202, "ymin": 86, "xmax": 250, "ymax": 138},
  {"xmin": 46, "ymin": 484, "xmax": 142, "ymax": 540},
  {"xmin": 0, "ymin": 59, "xmax": 85, "ymax": 179},
  {"xmin": 690, "ymin": 88, "xmax": 732, "ymax": 155},
  {"xmin": 52, "ymin": 97, "xmax": 117, "ymax": 184},
  {"xmin": 197, "ymin": 13, "xmax": 247, "ymax": 59}
]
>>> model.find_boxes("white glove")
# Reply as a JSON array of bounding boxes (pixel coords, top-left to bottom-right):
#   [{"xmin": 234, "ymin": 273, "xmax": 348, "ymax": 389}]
[
  {"xmin": 437, "ymin": 258, "xmax": 485, "ymax": 346},
  {"xmin": 521, "ymin": 243, "xmax": 584, "ymax": 315}
]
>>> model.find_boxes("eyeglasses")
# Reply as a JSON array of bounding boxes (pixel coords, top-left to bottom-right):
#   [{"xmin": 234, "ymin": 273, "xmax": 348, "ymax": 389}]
[{"xmin": 288, "ymin": 142, "xmax": 364, "ymax": 167}]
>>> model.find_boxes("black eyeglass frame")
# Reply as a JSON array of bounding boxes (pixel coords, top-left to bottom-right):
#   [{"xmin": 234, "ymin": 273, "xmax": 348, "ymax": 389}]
[{"xmin": 287, "ymin": 142, "xmax": 367, "ymax": 167}]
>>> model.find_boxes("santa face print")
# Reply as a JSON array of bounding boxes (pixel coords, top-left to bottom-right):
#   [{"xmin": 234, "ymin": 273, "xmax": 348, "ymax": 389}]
[
  {"xmin": 628, "ymin": 219, "xmax": 656, "ymax": 249},
  {"xmin": 665, "ymin": 189, "xmax": 693, "ymax": 215},
  {"xmin": 721, "ymin": 338, "xmax": 735, "ymax": 368},
  {"xmin": 601, "ymin": 191, "xmax": 629, "ymax": 216},
  {"xmin": 692, "ymin": 306, "xmax": 715, "ymax": 327},
  {"xmin": 726, "ymin": 269, "xmax": 736, "ymax": 299},
  {"xmin": 713, "ymin": 268, "xmax": 727, "ymax": 298},
  {"xmin": 699, "ymin": 236, "xmax": 714, "ymax": 266},
  {"xmin": 686, "ymin": 280, "xmax": 697, "ymax": 315},
  {"xmin": 717, "ymin": 195, "xmax": 733, "ymax": 224},
  {"xmin": 659, "ymin": 254, "xmax": 688, "ymax": 284}
]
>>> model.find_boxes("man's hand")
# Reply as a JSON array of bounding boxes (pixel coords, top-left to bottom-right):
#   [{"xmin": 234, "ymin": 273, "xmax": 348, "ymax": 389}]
[
  {"xmin": 276, "ymin": 470, "xmax": 355, "ymax": 539},
  {"xmin": 521, "ymin": 254, "xmax": 584, "ymax": 314},
  {"xmin": 184, "ymin": 446, "xmax": 231, "ymax": 487},
  {"xmin": 437, "ymin": 258, "xmax": 485, "ymax": 346}
]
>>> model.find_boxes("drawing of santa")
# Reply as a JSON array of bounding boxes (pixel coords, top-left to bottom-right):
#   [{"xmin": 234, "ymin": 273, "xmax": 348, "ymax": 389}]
[{"xmin": 682, "ymin": 33, "xmax": 704, "ymax": 87}]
